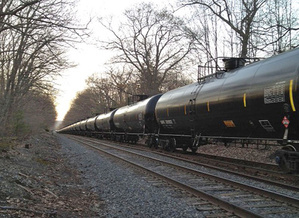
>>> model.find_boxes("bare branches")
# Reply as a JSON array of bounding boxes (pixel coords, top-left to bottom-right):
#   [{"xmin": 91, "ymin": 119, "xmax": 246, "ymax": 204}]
[
  {"xmin": 100, "ymin": 3, "xmax": 195, "ymax": 95},
  {"xmin": 180, "ymin": 0, "xmax": 298, "ymax": 57},
  {"xmin": 0, "ymin": 0, "xmax": 40, "ymax": 17},
  {"xmin": 0, "ymin": 0, "xmax": 85, "ymax": 136},
  {"xmin": 181, "ymin": 0, "xmax": 268, "ymax": 57}
]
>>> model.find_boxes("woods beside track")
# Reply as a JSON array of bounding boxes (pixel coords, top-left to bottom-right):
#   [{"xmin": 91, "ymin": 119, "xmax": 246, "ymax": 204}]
[{"xmin": 0, "ymin": 132, "xmax": 282, "ymax": 217}]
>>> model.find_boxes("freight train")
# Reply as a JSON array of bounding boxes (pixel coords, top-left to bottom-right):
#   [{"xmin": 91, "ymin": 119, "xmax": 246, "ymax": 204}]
[{"xmin": 58, "ymin": 48, "xmax": 299, "ymax": 173}]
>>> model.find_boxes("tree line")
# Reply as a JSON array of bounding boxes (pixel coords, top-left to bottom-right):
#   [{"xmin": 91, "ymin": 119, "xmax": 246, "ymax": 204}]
[
  {"xmin": 0, "ymin": 0, "xmax": 84, "ymax": 137},
  {"xmin": 62, "ymin": 0, "xmax": 298, "ymax": 127}
]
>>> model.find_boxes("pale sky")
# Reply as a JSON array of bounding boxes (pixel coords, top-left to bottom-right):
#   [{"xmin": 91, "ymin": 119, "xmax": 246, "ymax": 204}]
[{"xmin": 55, "ymin": 0, "xmax": 173, "ymax": 121}]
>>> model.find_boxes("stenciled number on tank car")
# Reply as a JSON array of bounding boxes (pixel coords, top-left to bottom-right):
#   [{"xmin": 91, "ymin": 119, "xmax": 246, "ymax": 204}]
[{"xmin": 264, "ymin": 81, "xmax": 286, "ymax": 104}]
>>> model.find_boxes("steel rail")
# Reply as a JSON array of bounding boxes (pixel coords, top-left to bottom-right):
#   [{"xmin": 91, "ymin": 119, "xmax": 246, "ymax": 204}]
[
  {"xmin": 70, "ymin": 135, "xmax": 299, "ymax": 216},
  {"xmin": 76, "ymin": 136, "xmax": 299, "ymax": 208},
  {"xmin": 80, "ymin": 136, "xmax": 299, "ymax": 192},
  {"xmin": 149, "ymin": 150, "xmax": 299, "ymax": 192},
  {"xmin": 71, "ymin": 136, "xmax": 261, "ymax": 218}
]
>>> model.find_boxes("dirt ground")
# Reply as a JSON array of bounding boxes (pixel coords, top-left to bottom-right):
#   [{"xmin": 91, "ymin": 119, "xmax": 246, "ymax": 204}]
[{"xmin": 0, "ymin": 132, "xmax": 103, "ymax": 217}]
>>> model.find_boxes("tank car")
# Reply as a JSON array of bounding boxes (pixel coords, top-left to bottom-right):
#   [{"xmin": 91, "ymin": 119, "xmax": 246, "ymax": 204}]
[
  {"xmin": 71, "ymin": 121, "xmax": 80, "ymax": 134},
  {"xmin": 78, "ymin": 120, "xmax": 88, "ymax": 134},
  {"xmin": 154, "ymin": 48, "xmax": 299, "ymax": 172},
  {"xmin": 95, "ymin": 109, "xmax": 118, "ymax": 139},
  {"xmin": 84, "ymin": 116, "xmax": 97, "ymax": 136},
  {"xmin": 112, "ymin": 94, "xmax": 162, "ymax": 143},
  {"xmin": 56, "ymin": 123, "xmax": 73, "ymax": 134},
  {"xmin": 58, "ymin": 121, "xmax": 81, "ymax": 135}
]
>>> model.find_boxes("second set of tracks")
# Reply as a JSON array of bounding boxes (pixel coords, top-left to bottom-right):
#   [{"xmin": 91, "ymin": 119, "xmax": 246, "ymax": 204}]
[{"xmin": 66, "ymin": 135, "xmax": 299, "ymax": 217}]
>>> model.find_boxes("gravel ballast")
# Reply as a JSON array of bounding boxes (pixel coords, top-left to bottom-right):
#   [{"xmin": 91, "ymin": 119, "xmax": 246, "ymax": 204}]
[{"xmin": 57, "ymin": 134, "xmax": 212, "ymax": 217}]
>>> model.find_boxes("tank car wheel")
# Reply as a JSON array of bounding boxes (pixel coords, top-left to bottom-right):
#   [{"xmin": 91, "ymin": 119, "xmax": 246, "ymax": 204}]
[
  {"xmin": 134, "ymin": 136, "xmax": 139, "ymax": 144},
  {"xmin": 168, "ymin": 138, "xmax": 176, "ymax": 152},
  {"xmin": 277, "ymin": 158, "xmax": 289, "ymax": 172},
  {"xmin": 147, "ymin": 137, "xmax": 153, "ymax": 148},
  {"xmin": 282, "ymin": 144, "xmax": 297, "ymax": 151},
  {"xmin": 147, "ymin": 137, "xmax": 158, "ymax": 149},
  {"xmin": 276, "ymin": 144, "xmax": 297, "ymax": 173},
  {"xmin": 160, "ymin": 140, "xmax": 169, "ymax": 151},
  {"xmin": 190, "ymin": 147, "xmax": 198, "ymax": 154},
  {"xmin": 182, "ymin": 146, "xmax": 188, "ymax": 152},
  {"xmin": 118, "ymin": 135, "xmax": 124, "ymax": 142}
]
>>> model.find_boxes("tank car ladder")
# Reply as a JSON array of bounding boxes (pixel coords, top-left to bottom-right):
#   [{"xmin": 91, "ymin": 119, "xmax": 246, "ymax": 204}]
[{"xmin": 188, "ymin": 83, "xmax": 204, "ymax": 152}]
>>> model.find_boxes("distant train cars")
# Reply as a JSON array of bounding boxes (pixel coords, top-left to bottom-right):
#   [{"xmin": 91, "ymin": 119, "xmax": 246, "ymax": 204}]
[{"xmin": 58, "ymin": 48, "xmax": 299, "ymax": 173}]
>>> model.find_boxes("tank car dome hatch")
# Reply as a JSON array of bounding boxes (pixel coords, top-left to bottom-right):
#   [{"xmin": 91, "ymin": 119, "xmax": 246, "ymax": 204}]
[{"xmin": 223, "ymin": 58, "xmax": 246, "ymax": 71}]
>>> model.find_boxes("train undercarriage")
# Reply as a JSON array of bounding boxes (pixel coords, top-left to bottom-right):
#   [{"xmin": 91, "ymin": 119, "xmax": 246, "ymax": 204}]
[
  {"xmin": 145, "ymin": 133, "xmax": 299, "ymax": 173},
  {"xmin": 274, "ymin": 143, "xmax": 299, "ymax": 173},
  {"xmin": 146, "ymin": 133, "xmax": 208, "ymax": 153},
  {"xmin": 73, "ymin": 129, "xmax": 299, "ymax": 173}
]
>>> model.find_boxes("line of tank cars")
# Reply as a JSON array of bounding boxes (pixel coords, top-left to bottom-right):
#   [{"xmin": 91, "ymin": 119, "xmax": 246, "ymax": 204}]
[{"xmin": 58, "ymin": 48, "xmax": 299, "ymax": 173}]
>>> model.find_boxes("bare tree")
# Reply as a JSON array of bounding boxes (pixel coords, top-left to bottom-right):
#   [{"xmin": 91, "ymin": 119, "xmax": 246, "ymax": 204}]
[
  {"xmin": 14, "ymin": 89, "xmax": 57, "ymax": 136},
  {"xmin": 254, "ymin": 0, "xmax": 299, "ymax": 54},
  {"xmin": 181, "ymin": 0, "xmax": 299, "ymax": 58},
  {"xmin": 86, "ymin": 67, "xmax": 138, "ymax": 109},
  {"xmin": 0, "ymin": 0, "xmax": 85, "ymax": 136},
  {"xmin": 183, "ymin": 6, "xmax": 224, "ymax": 73},
  {"xmin": 100, "ymin": 3, "xmax": 195, "ymax": 95},
  {"xmin": 181, "ymin": 0, "xmax": 268, "ymax": 58},
  {"xmin": 86, "ymin": 75, "xmax": 120, "ymax": 111},
  {"xmin": 62, "ymin": 88, "xmax": 105, "ymax": 127},
  {"xmin": 0, "ymin": 0, "xmax": 40, "ymax": 33},
  {"xmin": 105, "ymin": 66, "xmax": 137, "ymax": 105}
]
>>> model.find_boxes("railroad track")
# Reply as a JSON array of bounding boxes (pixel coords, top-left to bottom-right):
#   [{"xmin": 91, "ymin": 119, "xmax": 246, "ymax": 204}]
[
  {"xmin": 140, "ymin": 146, "xmax": 299, "ymax": 190},
  {"xmin": 190, "ymin": 152, "xmax": 299, "ymax": 187},
  {"xmin": 68, "ymin": 135, "xmax": 299, "ymax": 217},
  {"xmin": 89, "ymin": 138, "xmax": 299, "ymax": 191}
]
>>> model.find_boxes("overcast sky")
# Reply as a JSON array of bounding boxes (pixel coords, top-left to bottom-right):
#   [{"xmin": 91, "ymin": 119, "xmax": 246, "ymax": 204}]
[{"xmin": 55, "ymin": 0, "xmax": 173, "ymax": 121}]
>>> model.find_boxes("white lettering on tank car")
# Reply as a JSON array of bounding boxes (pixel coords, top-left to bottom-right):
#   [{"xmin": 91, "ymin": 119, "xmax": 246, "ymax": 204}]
[
  {"xmin": 264, "ymin": 81, "xmax": 285, "ymax": 104},
  {"xmin": 160, "ymin": 120, "xmax": 176, "ymax": 129},
  {"xmin": 165, "ymin": 120, "xmax": 173, "ymax": 125},
  {"xmin": 160, "ymin": 120, "xmax": 166, "ymax": 124}
]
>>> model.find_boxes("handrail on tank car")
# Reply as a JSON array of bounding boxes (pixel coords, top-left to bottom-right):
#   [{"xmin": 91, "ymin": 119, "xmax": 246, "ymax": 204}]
[{"xmin": 197, "ymin": 57, "xmax": 264, "ymax": 83}]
